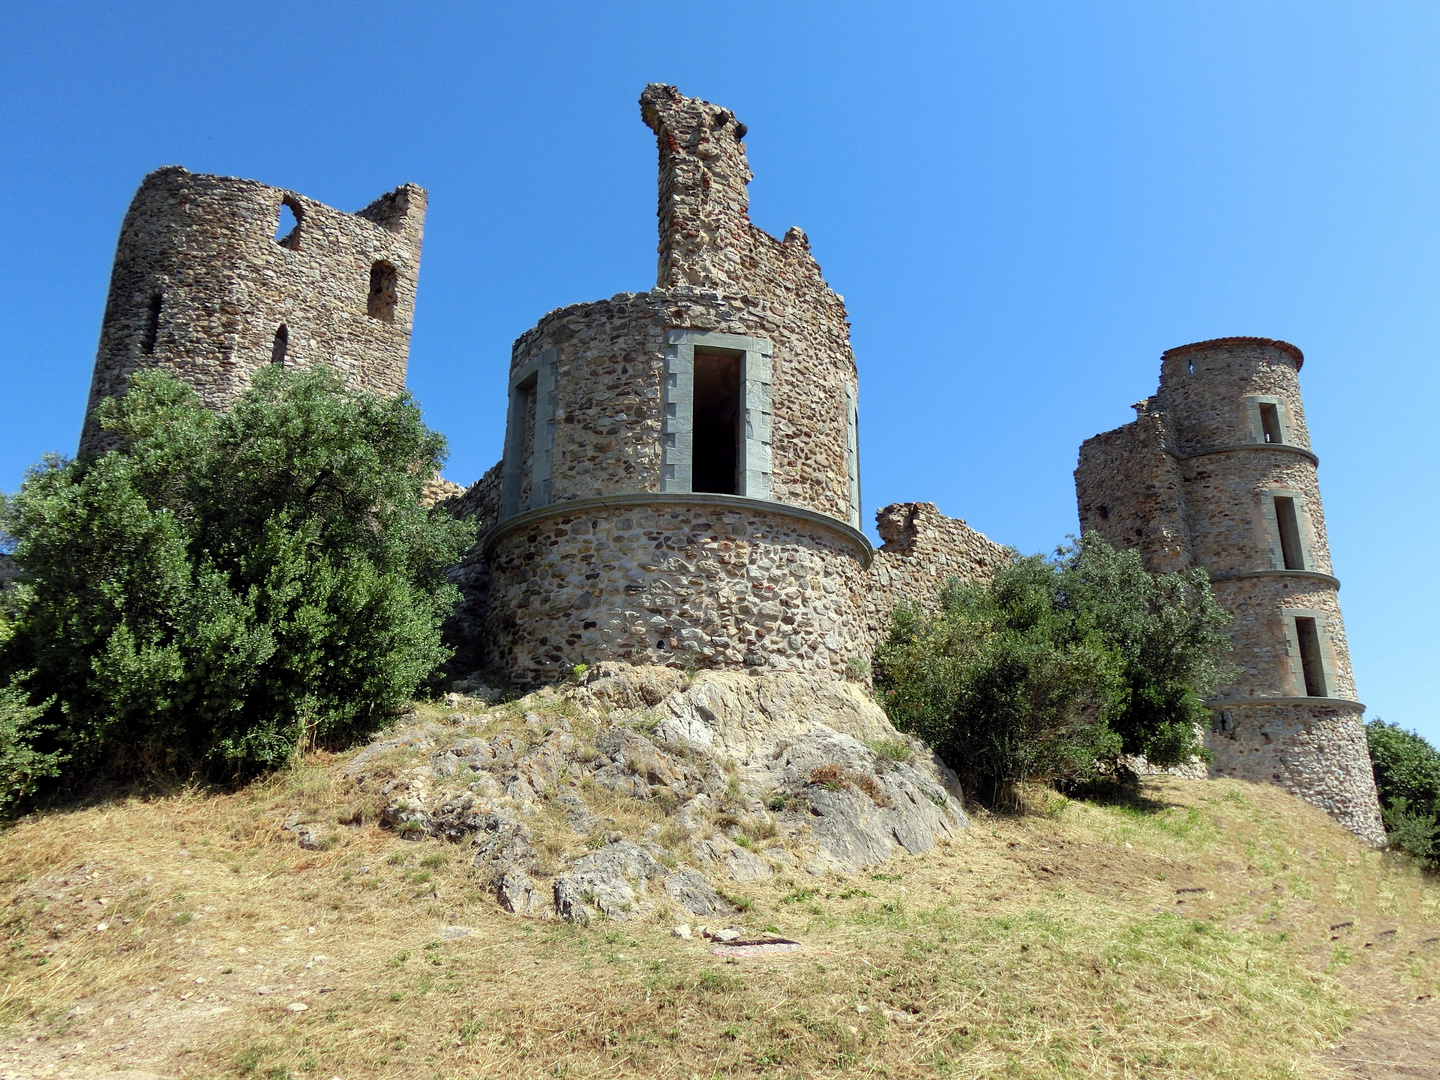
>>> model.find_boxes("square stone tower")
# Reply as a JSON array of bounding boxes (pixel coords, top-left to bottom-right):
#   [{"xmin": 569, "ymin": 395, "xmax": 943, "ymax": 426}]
[{"xmin": 1076, "ymin": 337, "xmax": 1384, "ymax": 845}]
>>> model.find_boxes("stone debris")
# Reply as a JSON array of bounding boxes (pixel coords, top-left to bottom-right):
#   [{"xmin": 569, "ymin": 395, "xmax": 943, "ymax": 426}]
[
  {"xmin": 327, "ymin": 662, "xmax": 968, "ymax": 923},
  {"xmin": 671, "ymin": 923, "xmax": 692, "ymax": 940}
]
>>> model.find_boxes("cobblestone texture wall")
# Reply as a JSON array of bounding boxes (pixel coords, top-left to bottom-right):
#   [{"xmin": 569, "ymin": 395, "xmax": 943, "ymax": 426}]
[
  {"xmin": 80, "ymin": 166, "xmax": 425, "ymax": 454},
  {"xmin": 865, "ymin": 502, "xmax": 1012, "ymax": 640},
  {"xmin": 1076, "ymin": 337, "xmax": 1384, "ymax": 845},
  {"xmin": 1208, "ymin": 701, "xmax": 1377, "ymax": 841},
  {"xmin": 481, "ymin": 499, "xmax": 872, "ymax": 687}
]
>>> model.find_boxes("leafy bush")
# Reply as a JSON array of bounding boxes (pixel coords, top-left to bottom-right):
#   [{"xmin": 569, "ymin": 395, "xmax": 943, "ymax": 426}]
[
  {"xmin": 0, "ymin": 367, "xmax": 475, "ymax": 790},
  {"xmin": 1366, "ymin": 719, "xmax": 1440, "ymax": 864},
  {"xmin": 873, "ymin": 533, "xmax": 1231, "ymax": 804}
]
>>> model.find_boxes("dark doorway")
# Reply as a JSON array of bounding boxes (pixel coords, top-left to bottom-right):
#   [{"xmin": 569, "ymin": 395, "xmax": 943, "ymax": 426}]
[{"xmin": 692, "ymin": 347, "xmax": 742, "ymax": 494}]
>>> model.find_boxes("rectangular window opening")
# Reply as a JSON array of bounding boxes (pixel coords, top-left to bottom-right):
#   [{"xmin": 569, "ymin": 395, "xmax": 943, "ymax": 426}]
[
  {"xmin": 692, "ymin": 347, "xmax": 742, "ymax": 495},
  {"xmin": 1259, "ymin": 402, "xmax": 1283, "ymax": 444},
  {"xmin": 1294, "ymin": 617, "xmax": 1327, "ymax": 697},
  {"xmin": 1274, "ymin": 496, "xmax": 1305, "ymax": 570}
]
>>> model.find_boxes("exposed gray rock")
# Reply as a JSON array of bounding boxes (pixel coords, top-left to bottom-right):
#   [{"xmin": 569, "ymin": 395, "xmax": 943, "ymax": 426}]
[
  {"xmin": 663, "ymin": 869, "xmax": 731, "ymax": 918},
  {"xmin": 553, "ymin": 840, "xmax": 666, "ymax": 922},
  {"xmin": 340, "ymin": 663, "xmax": 970, "ymax": 920}
]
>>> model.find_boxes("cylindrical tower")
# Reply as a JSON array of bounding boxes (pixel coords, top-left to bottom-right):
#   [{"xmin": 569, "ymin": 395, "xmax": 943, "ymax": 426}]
[
  {"xmin": 80, "ymin": 166, "xmax": 425, "ymax": 455},
  {"xmin": 1157, "ymin": 338, "xmax": 1383, "ymax": 843},
  {"xmin": 478, "ymin": 86, "xmax": 872, "ymax": 686}
]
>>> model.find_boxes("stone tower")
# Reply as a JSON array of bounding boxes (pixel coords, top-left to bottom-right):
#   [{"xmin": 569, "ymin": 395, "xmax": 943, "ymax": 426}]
[
  {"xmin": 456, "ymin": 84, "xmax": 874, "ymax": 686},
  {"xmin": 1076, "ymin": 337, "xmax": 1384, "ymax": 845},
  {"xmin": 80, "ymin": 166, "xmax": 426, "ymax": 454}
]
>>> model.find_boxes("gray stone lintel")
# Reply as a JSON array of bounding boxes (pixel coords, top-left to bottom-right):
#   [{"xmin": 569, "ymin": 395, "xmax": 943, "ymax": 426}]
[
  {"xmin": 481, "ymin": 491, "xmax": 874, "ymax": 567},
  {"xmin": 665, "ymin": 329, "xmax": 773, "ymax": 354}
]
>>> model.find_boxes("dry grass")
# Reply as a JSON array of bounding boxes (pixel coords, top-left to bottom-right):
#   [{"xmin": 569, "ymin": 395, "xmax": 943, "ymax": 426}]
[{"xmin": 0, "ymin": 706, "xmax": 1437, "ymax": 1079}]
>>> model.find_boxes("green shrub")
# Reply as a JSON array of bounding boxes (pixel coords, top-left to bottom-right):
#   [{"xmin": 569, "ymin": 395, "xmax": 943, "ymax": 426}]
[
  {"xmin": 873, "ymin": 533, "xmax": 1231, "ymax": 805},
  {"xmin": 1366, "ymin": 719, "xmax": 1440, "ymax": 864},
  {"xmin": 0, "ymin": 366, "xmax": 475, "ymax": 789}
]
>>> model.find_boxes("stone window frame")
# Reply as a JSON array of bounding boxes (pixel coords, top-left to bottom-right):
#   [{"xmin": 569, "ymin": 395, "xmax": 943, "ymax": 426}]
[
  {"xmin": 1258, "ymin": 487, "xmax": 1316, "ymax": 572},
  {"xmin": 1280, "ymin": 606, "xmax": 1338, "ymax": 699},
  {"xmin": 500, "ymin": 347, "xmax": 558, "ymax": 520},
  {"xmin": 661, "ymin": 329, "xmax": 772, "ymax": 500},
  {"xmin": 845, "ymin": 384, "xmax": 861, "ymax": 529},
  {"xmin": 1244, "ymin": 395, "xmax": 1291, "ymax": 446}
]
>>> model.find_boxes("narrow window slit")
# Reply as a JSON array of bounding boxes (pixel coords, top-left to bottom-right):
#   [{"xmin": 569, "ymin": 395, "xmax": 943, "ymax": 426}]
[
  {"xmin": 1259, "ymin": 402, "xmax": 1283, "ymax": 444},
  {"xmin": 1274, "ymin": 496, "xmax": 1305, "ymax": 570},
  {"xmin": 271, "ymin": 324, "xmax": 288, "ymax": 366},
  {"xmin": 368, "ymin": 261, "xmax": 397, "ymax": 322},
  {"xmin": 140, "ymin": 291, "xmax": 162, "ymax": 355},
  {"xmin": 1294, "ymin": 617, "xmax": 1327, "ymax": 697},
  {"xmin": 692, "ymin": 347, "xmax": 741, "ymax": 494}
]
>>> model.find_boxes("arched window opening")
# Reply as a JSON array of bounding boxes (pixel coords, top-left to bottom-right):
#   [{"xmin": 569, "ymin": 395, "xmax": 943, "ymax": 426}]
[
  {"xmin": 140, "ymin": 291, "xmax": 163, "ymax": 355},
  {"xmin": 367, "ymin": 260, "xmax": 397, "ymax": 322},
  {"xmin": 274, "ymin": 197, "xmax": 303, "ymax": 250},
  {"xmin": 271, "ymin": 324, "xmax": 289, "ymax": 366}
]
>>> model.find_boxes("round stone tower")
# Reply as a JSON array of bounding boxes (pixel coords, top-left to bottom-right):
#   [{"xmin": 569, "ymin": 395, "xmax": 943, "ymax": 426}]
[
  {"xmin": 1077, "ymin": 337, "xmax": 1384, "ymax": 844},
  {"xmin": 80, "ymin": 166, "xmax": 426, "ymax": 455},
  {"xmin": 478, "ymin": 85, "xmax": 872, "ymax": 685}
]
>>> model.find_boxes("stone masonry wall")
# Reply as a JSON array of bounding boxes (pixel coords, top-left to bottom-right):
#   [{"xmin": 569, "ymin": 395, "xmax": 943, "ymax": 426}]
[
  {"xmin": 81, "ymin": 166, "xmax": 425, "ymax": 454},
  {"xmin": 633, "ymin": 85, "xmax": 858, "ymax": 521},
  {"xmin": 1076, "ymin": 408, "xmax": 1192, "ymax": 575},
  {"xmin": 865, "ymin": 502, "xmax": 1011, "ymax": 642},
  {"xmin": 1209, "ymin": 701, "xmax": 1382, "ymax": 844},
  {"xmin": 481, "ymin": 500, "xmax": 872, "ymax": 687},
  {"xmin": 506, "ymin": 284, "xmax": 857, "ymax": 521}
]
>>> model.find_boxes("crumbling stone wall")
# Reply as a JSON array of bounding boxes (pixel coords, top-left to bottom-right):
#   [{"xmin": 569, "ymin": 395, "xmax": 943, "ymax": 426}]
[
  {"xmin": 1076, "ymin": 337, "xmax": 1383, "ymax": 845},
  {"xmin": 865, "ymin": 502, "xmax": 1011, "ymax": 641},
  {"xmin": 80, "ymin": 166, "xmax": 425, "ymax": 455}
]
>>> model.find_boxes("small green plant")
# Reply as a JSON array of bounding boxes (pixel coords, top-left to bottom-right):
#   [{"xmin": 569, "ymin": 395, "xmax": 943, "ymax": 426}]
[
  {"xmin": 570, "ymin": 663, "xmax": 589, "ymax": 683},
  {"xmin": 780, "ymin": 887, "xmax": 818, "ymax": 904},
  {"xmin": 386, "ymin": 950, "xmax": 411, "ymax": 968},
  {"xmin": 844, "ymin": 655, "xmax": 870, "ymax": 683},
  {"xmin": 868, "ymin": 737, "xmax": 915, "ymax": 764}
]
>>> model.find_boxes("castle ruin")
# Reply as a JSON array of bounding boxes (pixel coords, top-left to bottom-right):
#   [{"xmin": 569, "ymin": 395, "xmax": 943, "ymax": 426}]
[
  {"xmin": 1076, "ymin": 338, "xmax": 1385, "ymax": 845},
  {"xmin": 75, "ymin": 87, "xmax": 1383, "ymax": 843},
  {"xmin": 80, "ymin": 166, "xmax": 425, "ymax": 455}
]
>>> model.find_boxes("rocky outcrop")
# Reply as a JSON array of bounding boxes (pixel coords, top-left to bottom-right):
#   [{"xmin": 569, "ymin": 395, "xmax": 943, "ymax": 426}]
[{"xmin": 334, "ymin": 664, "xmax": 969, "ymax": 922}]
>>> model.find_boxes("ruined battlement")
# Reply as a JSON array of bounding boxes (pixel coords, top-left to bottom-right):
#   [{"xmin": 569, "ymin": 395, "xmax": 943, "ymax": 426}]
[{"xmin": 79, "ymin": 166, "xmax": 425, "ymax": 455}]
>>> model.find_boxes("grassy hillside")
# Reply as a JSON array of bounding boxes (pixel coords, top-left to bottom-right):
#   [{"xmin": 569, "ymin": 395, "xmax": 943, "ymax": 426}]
[{"xmin": 1, "ymin": 695, "xmax": 1437, "ymax": 1080}]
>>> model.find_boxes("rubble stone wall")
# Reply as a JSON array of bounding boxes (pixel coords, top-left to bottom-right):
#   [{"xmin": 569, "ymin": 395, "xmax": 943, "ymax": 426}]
[
  {"xmin": 80, "ymin": 166, "xmax": 425, "ymax": 454},
  {"xmin": 1208, "ymin": 701, "xmax": 1382, "ymax": 845},
  {"xmin": 480, "ymin": 496, "xmax": 873, "ymax": 687},
  {"xmin": 864, "ymin": 502, "xmax": 1011, "ymax": 642}
]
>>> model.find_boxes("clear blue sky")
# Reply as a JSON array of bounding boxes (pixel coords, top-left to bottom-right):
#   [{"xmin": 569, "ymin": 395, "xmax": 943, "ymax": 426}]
[{"xmin": 2, "ymin": 3, "xmax": 1437, "ymax": 740}]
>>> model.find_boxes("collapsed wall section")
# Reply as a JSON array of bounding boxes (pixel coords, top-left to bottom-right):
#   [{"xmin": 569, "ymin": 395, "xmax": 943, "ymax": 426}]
[
  {"xmin": 865, "ymin": 502, "xmax": 1010, "ymax": 642},
  {"xmin": 81, "ymin": 166, "xmax": 425, "ymax": 454},
  {"xmin": 1075, "ymin": 407, "xmax": 1192, "ymax": 576}
]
